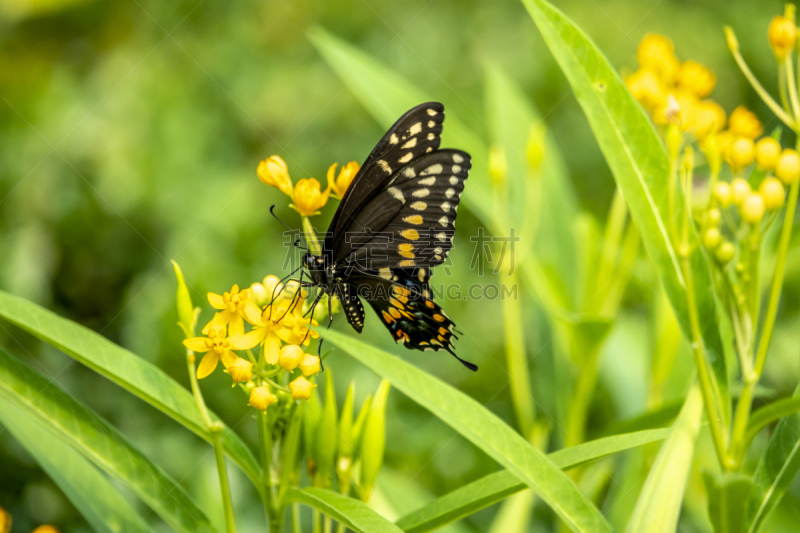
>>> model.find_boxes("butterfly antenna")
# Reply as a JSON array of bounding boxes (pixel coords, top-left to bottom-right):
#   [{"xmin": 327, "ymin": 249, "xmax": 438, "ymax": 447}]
[{"xmin": 269, "ymin": 205, "xmax": 308, "ymax": 251}]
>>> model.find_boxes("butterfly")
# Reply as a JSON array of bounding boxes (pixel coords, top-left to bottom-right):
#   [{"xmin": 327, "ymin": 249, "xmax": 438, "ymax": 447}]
[{"xmin": 285, "ymin": 102, "xmax": 476, "ymax": 371}]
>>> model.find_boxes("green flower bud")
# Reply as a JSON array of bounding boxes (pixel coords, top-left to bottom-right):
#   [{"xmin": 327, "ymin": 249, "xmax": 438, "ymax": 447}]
[
  {"xmin": 314, "ymin": 370, "xmax": 337, "ymax": 487},
  {"xmin": 359, "ymin": 379, "xmax": 390, "ymax": 502},
  {"xmin": 171, "ymin": 260, "xmax": 197, "ymax": 338},
  {"xmin": 351, "ymin": 393, "xmax": 373, "ymax": 452}
]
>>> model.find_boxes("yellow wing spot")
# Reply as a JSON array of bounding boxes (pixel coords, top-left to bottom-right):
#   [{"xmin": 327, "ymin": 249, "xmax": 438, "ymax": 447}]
[
  {"xmin": 393, "ymin": 286, "xmax": 411, "ymax": 298},
  {"xmin": 422, "ymin": 164, "xmax": 443, "ymax": 175},
  {"xmin": 427, "ymin": 120, "xmax": 435, "ymax": 128},
  {"xmin": 449, "ymin": 175, "xmax": 459, "ymax": 185},
  {"xmin": 452, "ymin": 153, "xmax": 464, "ymax": 163},
  {"xmin": 379, "ymin": 268, "xmax": 392, "ymax": 280},
  {"xmin": 399, "ymin": 152, "xmax": 413, "ymax": 164},
  {"xmin": 399, "ymin": 309, "xmax": 413, "ymax": 320},
  {"xmin": 426, "ymin": 108, "xmax": 438, "ymax": 116},
  {"xmin": 433, "ymin": 313, "xmax": 445, "ymax": 322},
  {"xmin": 400, "ymin": 259, "xmax": 416, "ymax": 267},
  {"xmin": 441, "ymin": 201, "xmax": 452, "ymax": 212},
  {"xmin": 419, "ymin": 176, "xmax": 436, "ymax": 186},
  {"xmin": 382, "ymin": 310, "xmax": 396, "ymax": 324},
  {"xmin": 400, "ymin": 228, "xmax": 420, "ymax": 241},
  {"xmin": 397, "ymin": 330, "xmax": 410, "ymax": 342},
  {"xmin": 452, "ymin": 164, "xmax": 461, "ymax": 173},
  {"xmin": 402, "ymin": 138, "xmax": 418, "ymax": 149},
  {"xmin": 439, "ymin": 216, "xmax": 449, "ymax": 227},
  {"xmin": 409, "ymin": 122, "xmax": 422, "ymax": 135},
  {"xmin": 389, "ymin": 133, "xmax": 399, "ymax": 144},
  {"xmin": 438, "ymin": 327, "xmax": 449, "ymax": 336},
  {"xmin": 430, "ymin": 339, "xmax": 443, "ymax": 347},
  {"xmin": 418, "ymin": 268, "xmax": 426, "ymax": 282},
  {"xmin": 377, "ymin": 160, "xmax": 391, "ymax": 173},
  {"xmin": 425, "ymin": 300, "xmax": 435, "ymax": 309},
  {"xmin": 411, "ymin": 201, "xmax": 427, "ymax": 211},
  {"xmin": 413, "ymin": 188, "xmax": 430, "ymax": 198},
  {"xmin": 389, "ymin": 307, "xmax": 402, "ymax": 319},
  {"xmin": 404, "ymin": 167, "xmax": 416, "ymax": 178},
  {"xmin": 399, "ymin": 242, "xmax": 414, "ymax": 252},
  {"xmin": 403, "ymin": 215, "xmax": 423, "ymax": 225},
  {"xmin": 390, "ymin": 297, "xmax": 404, "ymax": 308},
  {"xmin": 437, "ymin": 335, "xmax": 446, "ymax": 342},
  {"xmin": 427, "ymin": 132, "xmax": 435, "ymax": 140},
  {"xmin": 446, "ymin": 188, "xmax": 455, "ymax": 198},
  {"xmin": 388, "ymin": 187, "xmax": 405, "ymax": 203}
]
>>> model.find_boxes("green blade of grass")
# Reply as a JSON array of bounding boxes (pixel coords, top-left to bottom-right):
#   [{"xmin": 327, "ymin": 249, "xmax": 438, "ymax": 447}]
[
  {"xmin": 520, "ymin": 0, "xmax": 731, "ymax": 414},
  {"xmin": 0, "ymin": 349, "xmax": 215, "ymax": 533},
  {"xmin": 283, "ymin": 487, "xmax": 403, "ymax": 533},
  {"xmin": 0, "ymin": 289, "xmax": 261, "ymax": 490},
  {"xmin": 320, "ymin": 328, "xmax": 612, "ymax": 533},
  {"xmin": 743, "ymin": 385, "xmax": 800, "ymax": 533},
  {"xmin": 626, "ymin": 385, "xmax": 703, "ymax": 532},
  {"xmin": 395, "ymin": 428, "xmax": 670, "ymax": 533},
  {"xmin": 0, "ymin": 396, "xmax": 153, "ymax": 533}
]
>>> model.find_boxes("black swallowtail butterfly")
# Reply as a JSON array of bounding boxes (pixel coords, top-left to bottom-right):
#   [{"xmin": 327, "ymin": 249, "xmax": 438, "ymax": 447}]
[{"xmin": 286, "ymin": 102, "xmax": 476, "ymax": 371}]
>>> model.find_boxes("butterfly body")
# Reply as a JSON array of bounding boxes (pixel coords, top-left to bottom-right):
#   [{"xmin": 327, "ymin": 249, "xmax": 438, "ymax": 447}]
[{"xmin": 300, "ymin": 102, "xmax": 476, "ymax": 371}]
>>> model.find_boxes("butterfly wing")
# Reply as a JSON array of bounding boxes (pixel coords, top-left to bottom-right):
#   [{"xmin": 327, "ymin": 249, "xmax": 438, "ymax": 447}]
[
  {"xmin": 324, "ymin": 102, "xmax": 445, "ymax": 257},
  {"xmin": 333, "ymin": 149, "xmax": 470, "ymax": 271}
]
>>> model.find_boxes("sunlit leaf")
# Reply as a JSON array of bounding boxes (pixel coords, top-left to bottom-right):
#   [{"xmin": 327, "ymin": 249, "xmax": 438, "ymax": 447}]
[
  {"xmin": 0, "ymin": 289, "xmax": 261, "ymax": 489},
  {"xmin": 626, "ymin": 385, "xmax": 703, "ymax": 532},
  {"xmin": 0, "ymin": 397, "xmax": 153, "ymax": 533},
  {"xmin": 520, "ymin": 0, "xmax": 731, "ymax": 413},
  {"xmin": 703, "ymin": 471, "xmax": 753, "ymax": 533},
  {"xmin": 321, "ymin": 328, "xmax": 612, "ymax": 533},
  {"xmin": 396, "ymin": 428, "xmax": 670, "ymax": 533},
  {"xmin": 0, "ymin": 349, "xmax": 215, "ymax": 533},
  {"xmin": 283, "ymin": 487, "xmax": 403, "ymax": 533}
]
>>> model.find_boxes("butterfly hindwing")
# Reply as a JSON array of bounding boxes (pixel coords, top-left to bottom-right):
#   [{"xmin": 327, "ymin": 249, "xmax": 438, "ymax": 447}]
[
  {"xmin": 333, "ymin": 149, "xmax": 470, "ymax": 270},
  {"xmin": 325, "ymin": 102, "xmax": 445, "ymax": 257}
]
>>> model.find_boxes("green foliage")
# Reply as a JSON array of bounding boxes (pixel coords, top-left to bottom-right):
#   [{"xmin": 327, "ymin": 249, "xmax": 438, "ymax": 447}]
[
  {"xmin": 283, "ymin": 487, "xmax": 403, "ymax": 533},
  {"xmin": 704, "ymin": 472, "xmax": 753, "ymax": 533}
]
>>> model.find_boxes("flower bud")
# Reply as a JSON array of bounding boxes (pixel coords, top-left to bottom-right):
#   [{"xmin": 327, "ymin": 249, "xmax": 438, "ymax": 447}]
[
  {"xmin": 731, "ymin": 178, "xmax": 751, "ymax": 205},
  {"xmin": 755, "ymin": 137, "xmax": 781, "ymax": 171},
  {"xmin": 729, "ymin": 137, "xmax": 755, "ymax": 170},
  {"xmin": 299, "ymin": 353, "xmax": 322, "ymax": 376},
  {"xmin": 776, "ymin": 149, "xmax": 800, "ymax": 184},
  {"xmin": 351, "ymin": 394, "xmax": 373, "ymax": 451},
  {"xmin": 703, "ymin": 227, "xmax": 722, "ymax": 249},
  {"xmin": 290, "ymin": 375, "xmax": 316, "ymax": 400},
  {"xmin": 171, "ymin": 260, "xmax": 197, "ymax": 338},
  {"xmin": 741, "ymin": 193, "xmax": 766, "ymax": 224},
  {"xmin": 0, "ymin": 506, "xmax": 11, "ymax": 533},
  {"xmin": 359, "ymin": 379, "xmax": 390, "ymax": 502},
  {"xmin": 250, "ymin": 282, "xmax": 267, "ymax": 306},
  {"xmin": 249, "ymin": 385, "xmax": 277, "ymax": 411},
  {"xmin": 627, "ymin": 68, "xmax": 667, "ymax": 109},
  {"xmin": 257, "ymin": 155, "xmax": 293, "ymax": 196},
  {"xmin": 760, "ymin": 177, "xmax": 786, "ymax": 209},
  {"xmin": 716, "ymin": 241, "xmax": 736, "ymax": 264},
  {"xmin": 769, "ymin": 15, "xmax": 798, "ymax": 60},
  {"xmin": 693, "ymin": 101, "xmax": 726, "ymax": 140},
  {"xmin": 279, "ymin": 344, "xmax": 304, "ymax": 370},
  {"xmin": 706, "ymin": 208, "xmax": 721, "ymax": 227},
  {"xmin": 677, "ymin": 60, "xmax": 716, "ymax": 98},
  {"xmin": 637, "ymin": 34, "xmax": 680, "ymax": 82},
  {"xmin": 31, "ymin": 527, "xmax": 59, "ymax": 533},
  {"xmin": 728, "ymin": 106, "xmax": 763, "ymax": 139},
  {"xmin": 488, "ymin": 144, "xmax": 507, "ymax": 185},
  {"xmin": 713, "ymin": 182, "xmax": 731, "ymax": 208},
  {"xmin": 226, "ymin": 357, "xmax": 252, "ymax": 386},
  {"xmin": 292, "ymin": 178, "xmax": 330, "ymax": 216}
]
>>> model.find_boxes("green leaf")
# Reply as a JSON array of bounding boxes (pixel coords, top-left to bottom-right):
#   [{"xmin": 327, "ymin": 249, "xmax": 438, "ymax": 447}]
[
  {"xmin": 520, "ymin": 0, "xmax": 730, "ymax": 412},
  {"xmin": 745, "ymin": 396, "xmax": 800, "ymax": 447},
  {"xmin": 0, "ymin": 397, "xmax": 153, "ymax": 533},
  {"xmin": 284, "ymin": 487, "xmax": 404, "ymax": 533},
  {"xmin": 743, "ymin": 385, "xmax": 800, "ymax": 533},
  {"xmin": 0, "ymin": 289, "xmax": 261, "ymax": 489},
  {"xmin": 320, "ymin": 329, "xmax": 612, "ymax": 533},
  {"xmin": 396, "ymin": 428, "xmax": 670, "ymax": 533},
  {"xmin": 0, "ymin": 349, "xmax": 215, "ymax": 533},
  {"xmin": 703, "ymin": 471, "xmax": 753, "ymax": 533},
  {"xmin": 626, "ymin": 384, "xmax": 703, "ymax": 532},
  {"xmin": 602, "ymin": 398, "xmax": 683, "ymax": 437}
]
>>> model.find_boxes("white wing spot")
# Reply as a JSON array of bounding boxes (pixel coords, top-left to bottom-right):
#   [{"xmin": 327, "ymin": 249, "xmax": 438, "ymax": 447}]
[
  {"xmin": 441, "ymin": 201, "xmax": 452, "ymax": 212},
  {"xmin": 402, "ymin": 138, "xmax": 418, "ymax": 149},
  {"xmin": 427, "ymin": 120, "xmax": 435, "ymax": 128},
  {"xmin": 436, "ymin": 233, "xmax": 447, "ymax": 241},
  {"xmin": 418, "ymin": 176, "xmax": 436, "ymax": 186},
  {"xmin": 411, "ymin": 201, "xmax": 427, "ymax": 211},
  {"xmin": 452, "ymin": 164, "xmax": 461, "ymax": 173},
  {"xmin": 427, "ymin": 133, "xmax": 435, "ymax": 140},
  {"xmin": 439, "ymin": 215, "xmax": 449, "ymax": 227},
  {"xmin": 404, "ymin": 167, "xmax": 416, "ymax": 178},
  {"xmin": 399, "ymin": 152, "xmax": 413, "ymax": 164},
  {"xmin": 377, "ymin": 160, "xmax": 391, "ymax": 173},
  {"xmin": 409, "ymin": 122, "xmax": 422, "ymax": 135},
  {"xmin": 452, "ymin": 153, "xmax": 464, "ymax": 163},
  {"xmin": 388, "ymin": 187, "xmax": 405, "ymax": 203},
  {"xmin": 434, "ymin": 246, "xmax": 443, "ymax": 254},
  {"xmin": 421, "ymin": 164, "xmax": 443, "ymax": 176},
  {"xmin": 446, "ymin": 188, "xmax": 455, "ymax": 198},
  {"xmin": 413, "ymin": 188, "xmax": 430, "ymax": 198},
  {"xmin": 449, "ymin": 176, "xmax": 458, "ymax": 185}
]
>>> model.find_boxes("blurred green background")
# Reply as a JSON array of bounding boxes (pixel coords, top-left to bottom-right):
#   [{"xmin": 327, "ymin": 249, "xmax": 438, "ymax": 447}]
[{"xmin": 1, "ymin": 0, "xmax": 799, "ymax": 531}]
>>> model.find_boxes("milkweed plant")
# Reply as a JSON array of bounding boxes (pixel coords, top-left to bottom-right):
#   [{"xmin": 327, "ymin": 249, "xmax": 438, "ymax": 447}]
[{"xmin": 4, "ymin": 2, "xmax": 800, "ymax": 533}]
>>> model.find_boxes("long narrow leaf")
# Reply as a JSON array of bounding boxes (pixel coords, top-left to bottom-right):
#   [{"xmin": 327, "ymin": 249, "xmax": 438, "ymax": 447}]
[
  {"xmin": 320, "ymin": 328, "xmax": 612, "ymax": 533},
  {"xmin": 283, "ymin": 487, "xmax": 404, "ymax": 533},
  {"xmin": 396, "ymin": 428, "xmax": 670, "ymax": 533},
  {"xmin": 0, "ymin": 397, "xmax": 153, "ymax": 533},
  {"xmin": 0, "ymin": 349, "xmax": 216, "ymax": 533},
  {"xmin": 520, "ymin": 0, "xmax": 730, "ymax": 411},
  {"xmin": 626, "ymin": 385, "xmax": 703, "ymax": 532},
  {"xmin": 0, "ymin": 289, "xmax": 261, "ymax": 489}
]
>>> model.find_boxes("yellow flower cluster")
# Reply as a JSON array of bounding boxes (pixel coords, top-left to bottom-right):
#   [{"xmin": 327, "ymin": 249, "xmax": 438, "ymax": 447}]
[
  {"xmin": 183, "ymin": 276, "xmax": 322, "ymax": 407},
  {"xmin": 257, "ymin": 154, "xmax": 360, "ymax": 215}
]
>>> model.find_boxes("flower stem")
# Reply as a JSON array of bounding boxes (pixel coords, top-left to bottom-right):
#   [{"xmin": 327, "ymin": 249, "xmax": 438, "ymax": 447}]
[
  {"xmin": 259, "ymin": 410, "xmax": 282, "ymax": 531},
  {"xmin": 302, "ymin": 216, "xmax": 322, "ymax": 255},
  {"xmin": 313, "ymin": 509, "xmax": 321, "ymax": 533},
  {"xmin": 785, "ymin": 54, "xmax": 800, "ymax": 122},
  {"xmin": 292, "ymin": 503, "xmax": 302, "ymax": 533}
]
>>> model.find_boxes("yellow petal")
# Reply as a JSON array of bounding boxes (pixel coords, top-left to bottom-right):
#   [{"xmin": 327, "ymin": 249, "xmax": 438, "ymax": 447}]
[
  {"xmin": 232, "ymin": 328, "xmax": 267, "ymax": 350},
  {"xmin": 264, "ymin": 333, "xmax": 281, "ymax": 365},
  {"xmin": 208, "ymin": 292, "xmax": 225, "ymax": 309},
  {"xmin": 220, "ymin": 348, "xmax": 238, "ymax": 368},
  {"xmin": 183, "ymin": 337, "xmax": 210, "ymax": 352},
  {"xmin": 229, "ymin": 314, "xmax": 245, "ymax": 339},
  {"xmin": 196, "ymin": 351, "xmax": 219, "ymax": 379},
  {"xmin": 243, "ymin": 300, "xmax": 264, "ymax": 326}
]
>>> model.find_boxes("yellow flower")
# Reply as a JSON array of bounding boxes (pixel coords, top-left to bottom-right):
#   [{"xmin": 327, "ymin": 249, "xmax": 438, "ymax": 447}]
[
  {"xmin": 32, "ymin": 527, "xmax": 59, "ymax": 533},
  {"xmin": 776, "ymin": 148, "xmax": 800, "ymax": 184},
  {"xmin": 290, "ymin": 375, "xmax": 316, "ymax": 399},
  {"xmin": 741, "ymin": 193, "xmax": 766, "ymax": 223},
  {"xmin": 637, "ymin": 34, "xmax": 680, "ymax": 82},
  {"xmin": 769, "ymin": 16, "xmax": 798, "ymax": 60},
  {"xmin": 257, "ymin": 155, "xmax": 293, "ymax": 196},
  {"xmin": 291, "ymin": 178, "xmax": 330, "ymax": 216},
  {"xmin": 626, "ymin": 68, "xmax": 667, "ymax": 109},
  {"xmin": 207, "ymin": 284, "xmax": 259, "ymax": 339},
  {"xmin": 760, "ymin": 177, "xmax": 786, "ymax": 209},
  {"xmin": 755, "ymin": 137, "xmax": 782, "ymax": 171},
  {"xmin": 676, "ymin": 60, "xmax": 716, "ymax": 98},
  {"xmin": 713, "ymin": 182, "xmax": 731, "ymax": 208},
  {"xmin": 653, "ymin": 92, "xmax": 697, "ymax": 130},
  {"xmin": 728, "ymin": 106, "xmax": 763, "ymax": 139},
  {"xmin": 731, "ymin": 178, "xmax": 751, "ymax": 205},
  {"xmin": 184, "ymin": 316, "xmax": 237, "ymax": 379},
  {"xmin": 249, "ymin": 386, "xmax": 277, "ymax": 411},
  {"xmin": 328, "ymin": 161, "xmax": 360, "ymax": 199},
  {"xmin": 729, "ymin": 137, "xmax": 755, "ymax": 170},
  {"xmin": 279, "ymin": 344, "xmax": 304, "ymax": 370},
  {"xmin": 226, "ymin": 357, "xmax": 253, "ymax": 386},
  {"xmin": 233, "ymin": 303, "xmax": 288, "ymax": 365},
  {"xmin": 299, "ymin": 353, "xmax": 322, "ymax": 376},
  {"xmin": 0, "ymin": 506, "xmax": 11, "ymax": 533},
  {"xmin": 691, "ymin": 100, "xmax": 725, "ymax": 139}
]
